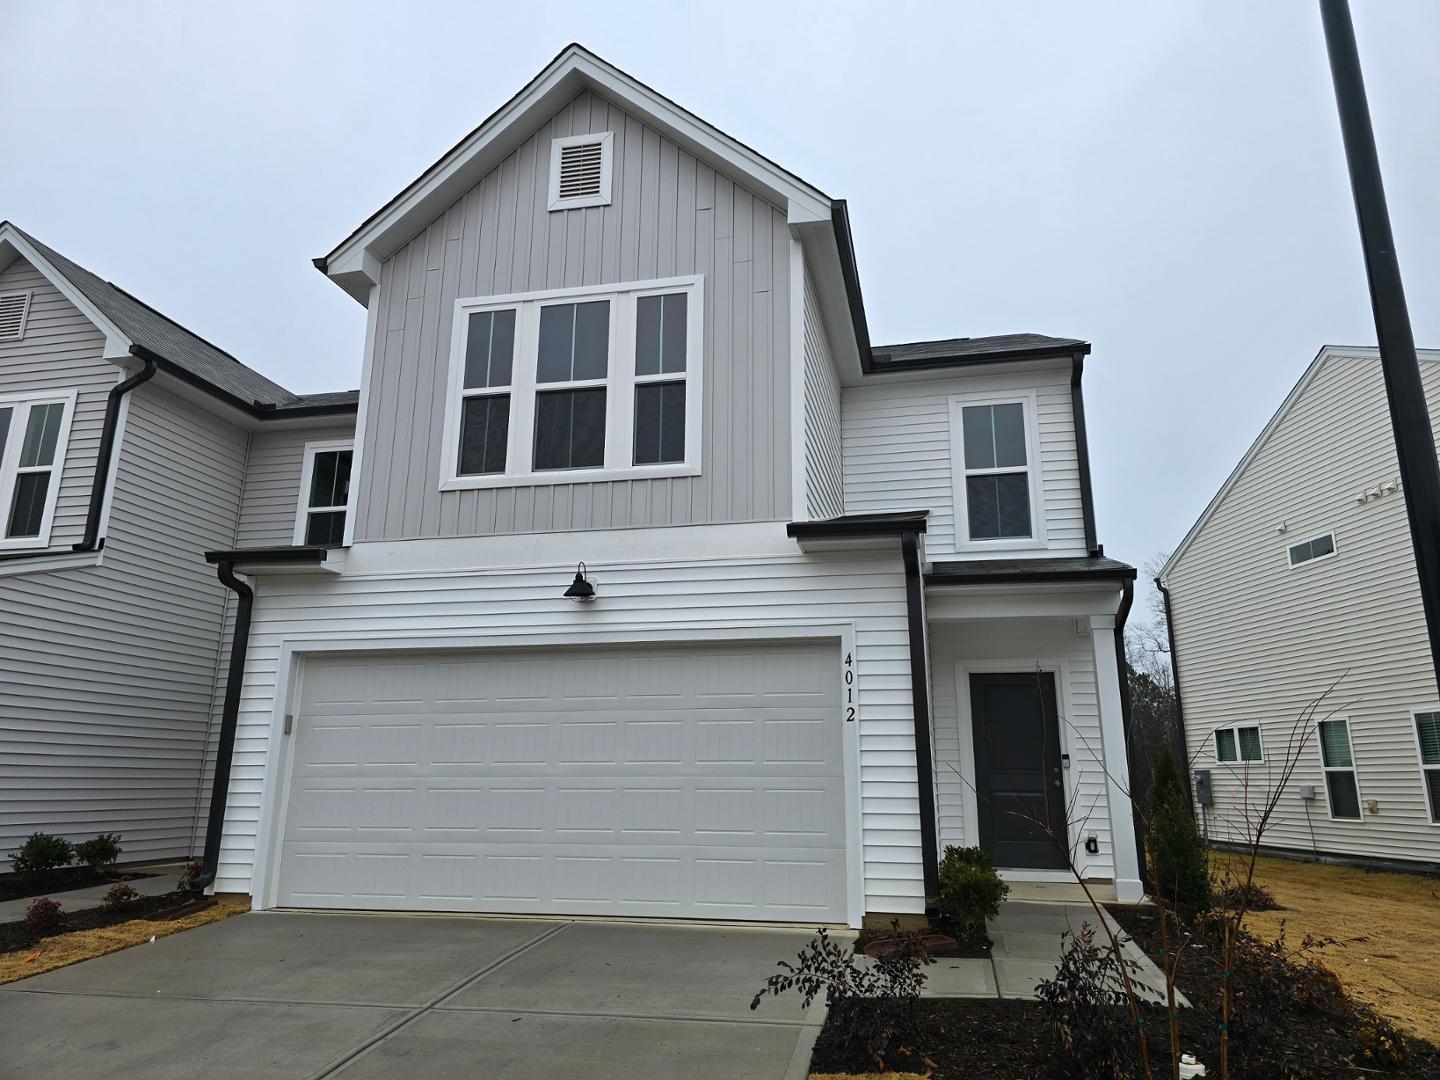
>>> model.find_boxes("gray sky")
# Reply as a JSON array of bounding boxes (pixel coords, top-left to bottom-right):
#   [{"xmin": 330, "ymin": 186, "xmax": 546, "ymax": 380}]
[{"xmin": 3, "ymin": 0, "xmax": 1437, "ymax": 621}]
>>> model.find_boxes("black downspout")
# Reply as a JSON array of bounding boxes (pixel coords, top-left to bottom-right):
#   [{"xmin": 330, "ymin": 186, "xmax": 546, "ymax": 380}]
[
  {"xmin": 195, "ymin": 561, "xmax": 254, "ymax": 892},
  {"xmin": 1113, "ymin": 578, "xmax": 1150, "ymax": 894},
  {"xmin": 1070, "ymin": 354, "xmax": 1101, "ymax": 557},
  {"xmin": 1155, "ymin": 578, "xmax": 1193, "ymax": 807},
  {"xmin": 900, "ymin": 530, "xmax": 941, "ymax": 908}
]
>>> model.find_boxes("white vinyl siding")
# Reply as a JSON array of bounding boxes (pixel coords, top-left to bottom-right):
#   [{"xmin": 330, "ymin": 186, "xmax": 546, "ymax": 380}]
[
  {"xmin": 842, "ymin": 365, "xmax": 1086, "ymax": 557},
  {"xmin": 1166, "ymin": 352, "xmax": 1440, "ymax": 864},
  {"xmin": 802, "ymin": 265, "xmax": 843, "ymax": 519}
]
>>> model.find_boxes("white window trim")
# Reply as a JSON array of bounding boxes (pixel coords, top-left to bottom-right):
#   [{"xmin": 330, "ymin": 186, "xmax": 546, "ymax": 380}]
[
  {"xmin": 948, "ymin": 389, "xmax": 1048, "ymax": 551},
  {"xmin": 1213, "ymin": 722, "xmax": 1264, "ymax": 764},
  {"xmin": 1410, "ymin": 705, "xmax": 1440, "ymax": 826},
  {"xmin": 439, "ymin": 276, "xmax": 704, "ymax": 491},
  {"xmin": 1316, "ymin": 715, "xmax": 1363, "ymax": 822},
  {"xmin": 547, "ymin": 131, "xmax": 614, "ymax": 211},
  {"xmin": 0, "ymin": 289, "xmax": 33, "ymax": 340},
  {"xmin": 1287, "ymin": 531, "xmax": 1337, "ymax": 569},
  {"xmin": 0, "ymin": 387, "xmax": 77, "ymax": 550},
  {"xmin": 293, "ymin": 438, "xmax": 355, "ymax": 546}
]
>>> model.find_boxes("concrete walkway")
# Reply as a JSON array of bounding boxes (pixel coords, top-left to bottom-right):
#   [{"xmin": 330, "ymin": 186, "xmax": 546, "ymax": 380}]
[{"xmin": 0, "ymin": 867, "xmax": 183, "ymax": 922}]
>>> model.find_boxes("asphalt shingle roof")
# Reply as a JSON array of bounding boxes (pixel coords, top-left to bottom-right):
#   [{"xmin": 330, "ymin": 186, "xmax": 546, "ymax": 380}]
[{"xmin": 873, "ymin": 333, "xmax": 1088, "ymax": 367}]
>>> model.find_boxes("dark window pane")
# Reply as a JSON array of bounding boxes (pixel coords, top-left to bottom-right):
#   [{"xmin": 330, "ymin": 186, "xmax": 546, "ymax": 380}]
[
  {"xmin": 991, "ymin": 402, "xmax": 1027, "ymax": 467},
  {"xmin": 1311, "ymin": 533, "xmax": 1334, "ymax": 559},
  {"xmin": 463, "ymin": 309, "xmax": 516, "ymax": 389},
  {"xmin": 308, "ymin": 450, "xmax": 352, "ymax": 509},
  {"xmin": 7, "ymin": 472, "xmax": 49, "ymax": 538},
  {"xmin": 1238, "ymin": 727, "xmax": 1262, "ymax": 762},
  {"xmin": 1326, "ymin": 771, "xmax": 1361, "ymax": 819},
  {"xmin": 1319, "ymin": 719, "xmax": 1352, "ymax": 767},
  {"xmin": 304, "ymin": 510, "xmax": 346, "ymax": 546},
  {"xmin": 457, "ymin": 395, "xmax": 510, "ymax": 475},
  {"xmin": 995, "ymin": 473, "xmax": 1032, "ymax": 537},
  {"xmin": 634, "ymin": 382, "xmax": 686, "ymax": 465},
  {"xmin": 0, "ymin": 407, "xmax": 11, "ymax": 460},
  {"xmin": 636, "ymin": 294, "xmax": 687, "ymax": 377},
  {"xmin": 1288, "ymin": 541, "xmax": 1310, "ymax": 565},
  {"xmin": 962, "ymin": 405, "xmax": 995, "ymax": 469},
  {"xmin": 1215, "ymin": 729, "xmax": 1237, "ymax": 762},
  {"xmin": 19, "ymin": 402, "xmax": 63, "ymax": 468},
  {"xmin": 1425, "ymin": 770, "xmax": 1440, "ymax": 823},
  {"xmin": 1418, "ymin": 712, "xmax": 1440, "ymax": 766},
  {"xmin": 537, "ymin": 301, "xmax": 609, "ymax": 383},
  {"xmin": 966, "ymin": 475, "xmax": 999, "ymax": 540},
  {"xmin": 534, "ymin": 388, "xmax": 606, "ymax": 470}
]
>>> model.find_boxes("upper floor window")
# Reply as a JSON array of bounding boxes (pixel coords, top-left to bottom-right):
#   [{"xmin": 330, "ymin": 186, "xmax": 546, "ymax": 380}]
[
  {"xmin": 1414, "ymin": 710, "xmax": 1440, "ymax": 824},
  {"xmin": 1215, "ymin": 724, "xmax": 1263, "ymax": 764},
  {"xmin": 441, "ymin": 277, "xmax": 703, "ymax": 491},
  {"xmin": 950, "ymin": 392, "xmax": 1045, "ymax": 548},
  {"xmin": 1288, "ymin": 532, "xmax": 1336, "ymax": 568},
  {"xmin": 0, "ymin": 291, "xmax": 31, "ymax": 340},
  {"xmin": 294, "ymin": 440, "xmax": 353, "ymax": 546},
  {"xmin": 0, "ymin": 389, "xmax": 75, "ymax": 549},
  {"xmin": 548, "ymin": 132, "xmax": 614, "ymax": 211}
]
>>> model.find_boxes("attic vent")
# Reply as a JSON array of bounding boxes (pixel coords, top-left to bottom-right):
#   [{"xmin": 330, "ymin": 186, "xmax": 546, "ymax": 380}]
[
  {"xmin": 548, "ymin": 131, "xmax": 613, "ymax": 211},
  {"xmin": 0, "ymin": 291, "xmax": 31, "ymax": 340}
]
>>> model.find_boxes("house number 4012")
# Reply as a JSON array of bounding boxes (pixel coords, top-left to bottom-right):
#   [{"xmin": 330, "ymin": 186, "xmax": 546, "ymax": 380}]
[{"xmin": 844, "ymin": 651, "xmax": 856, "ymax": 721}]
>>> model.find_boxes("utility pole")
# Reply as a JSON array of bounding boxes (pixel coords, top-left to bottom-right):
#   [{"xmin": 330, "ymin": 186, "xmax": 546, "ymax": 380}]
[{"xmin": 1320, "ymin": 0, "xmax": 1440, "ymax": 693}]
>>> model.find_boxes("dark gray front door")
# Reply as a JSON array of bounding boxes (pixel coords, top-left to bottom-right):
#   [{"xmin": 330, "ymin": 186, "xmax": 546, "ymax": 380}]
[{"xmin": 970, "ymin": 672, "xmax": 1068, "ymax": 870}]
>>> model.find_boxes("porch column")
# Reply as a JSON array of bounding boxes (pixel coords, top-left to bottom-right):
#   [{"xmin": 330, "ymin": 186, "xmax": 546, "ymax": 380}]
[{"xmin": 1089, "ymin": 614, "xmax": 1145, "ymax": 902}]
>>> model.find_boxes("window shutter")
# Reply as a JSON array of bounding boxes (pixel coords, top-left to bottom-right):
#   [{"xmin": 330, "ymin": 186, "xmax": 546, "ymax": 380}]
[
  {"xmin": 1318, "ymin": 719, "xmax": 1352, "ymax": 767},
  {"xmin": 557, "ymin": 140, "xmax": 605, "ymax": 200},
  {"xmin": 0, "ymin": 291, "xmax": 30, "ymax": 340}
]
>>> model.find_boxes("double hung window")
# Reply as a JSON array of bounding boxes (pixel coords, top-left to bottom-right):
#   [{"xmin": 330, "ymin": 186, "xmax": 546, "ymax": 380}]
[{"xmin": 0, "ymin": 390, "xmax": 74, "ymax": 548}]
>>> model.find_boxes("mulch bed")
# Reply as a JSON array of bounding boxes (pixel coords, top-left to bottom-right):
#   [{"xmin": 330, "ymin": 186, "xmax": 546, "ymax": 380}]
[
  {"xmin": 0, "ymin": 891, "xmax": 200, "ymax": 954},
  {"xmin": 810, "ymin": 998, "xmax": 1050, "ymax": 1076},
  {"xmin": 0, "ymin": 868, "xmax": 154, "ymax": 903},
  {"xmin": 854, "ymin": 917, "xmax": 993, "ymax": 960}
]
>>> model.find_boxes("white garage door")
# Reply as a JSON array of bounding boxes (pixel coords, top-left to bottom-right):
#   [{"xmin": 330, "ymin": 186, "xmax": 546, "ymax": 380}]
[{"xmin": 276, "ymin": 641, "xmax": 847, "ymax": 922}]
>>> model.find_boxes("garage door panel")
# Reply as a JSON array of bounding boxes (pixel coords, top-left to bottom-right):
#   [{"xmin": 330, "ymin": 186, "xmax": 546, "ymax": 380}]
[{"xmin": 278, "ymin": 642, "xmax": 846, "ymax": 922}]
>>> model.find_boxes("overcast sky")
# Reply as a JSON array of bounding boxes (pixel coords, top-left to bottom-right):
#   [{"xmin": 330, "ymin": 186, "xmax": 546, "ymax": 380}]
[{"xmin": 3, "ymin": 1, "xmax": 1437, "ymax": 623}]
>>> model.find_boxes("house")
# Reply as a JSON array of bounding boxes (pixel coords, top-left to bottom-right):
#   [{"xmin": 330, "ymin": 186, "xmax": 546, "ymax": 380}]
[
  {"xmin": 1159, "ymin": 345, "xmax": 1440, "ymax": 873},
  {"xmin": 2, "ymin": 45, "xmax": 1142, "ymax": 924}
]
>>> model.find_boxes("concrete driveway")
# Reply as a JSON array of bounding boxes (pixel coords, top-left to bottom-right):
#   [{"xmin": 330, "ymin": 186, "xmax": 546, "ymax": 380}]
[{"xmin": 0, "ymin": 911, "xmax": 823, "ymax": 1080}]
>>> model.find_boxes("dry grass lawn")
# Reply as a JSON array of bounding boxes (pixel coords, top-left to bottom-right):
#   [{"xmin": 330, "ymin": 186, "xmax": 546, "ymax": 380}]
[
  {"xmin": 1227, "ymin": 854, "xmax": 1440, "ymax": 1043},
  {"xmin": 0, "ymin": 896, "xmax": 248, "ymax": 986}
]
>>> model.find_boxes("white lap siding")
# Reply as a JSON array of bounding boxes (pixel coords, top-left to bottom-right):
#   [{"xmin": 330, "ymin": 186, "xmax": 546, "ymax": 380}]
[{"xmin": 213, "ymin": 533, "xmax": 924, "ymax": 916}]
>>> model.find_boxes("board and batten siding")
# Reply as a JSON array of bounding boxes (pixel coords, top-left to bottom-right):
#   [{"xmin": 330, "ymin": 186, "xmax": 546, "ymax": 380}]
[
  {"xmin": 1167, "ymin": 352, "xmax": 1440, "ymax": 865},
  {"xmin": 0, "ymin": 257, "xmax": 115, "ymax": 552},
  {"xmin": 929, "ymin": 619, "xmax": 1114, "ymax": 879},
  {"xmin": 210, "ymin": 539, "xmax": 927, "ymax": 916},
  {"xmin": 803, "ymin": 265, "xmax": 844, "ymax": 519},
  {"xmin": 842, "ymin": 365, "xmax": 1085, "ymax": 557},
  {"xmin": 354, "ymin": 88, "xmax": 792, "ymax": 542},
  {"xmin": 0, "ymin": 383, "xmax": 247, "ymax": 868}
]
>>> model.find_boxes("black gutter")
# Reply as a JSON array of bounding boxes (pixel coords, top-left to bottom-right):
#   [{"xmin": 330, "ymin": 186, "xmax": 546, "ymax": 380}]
[
  {"xmin": 126, "ymin": 344, "xmax": 358, "ymax": 422},
  {"xmin": 787, "ymin": 512, "xmax": 928, "ymax": 540},
  {"xmin": 900, "ymin": 530, "xmax": 941, "ymax": 907},
  {"xmin": 194, "ymin": 561, "xmax": 254, "ymax": 892},
  {"xmin": 1155, "ymin": 578, "xmax": 1193, "ymax": 806},
  {"xmin": 868, "ymin": 342, "xmax": 1091, "ymax": 376},
  {"xmin": 1070, "ymin": 354, "xmax": 1101, "ymax": 556},
  {"xmin": 204, "ymin": 545, "xmax": 333, "ymax": 565},
  {"xmin": 926, "ymin": 566, "xmax": 1136, "ymax": 587},
  {"xmin": 0, "ymin": 351, "xmax": 157, "ymax": 564},
  {"xmin": 1113, "ymin": 578, "xmax": 1151, "ymax": 895},
  {"xmin": 831, "ymin": 200, "xmax": 875, "ymax": 374}
]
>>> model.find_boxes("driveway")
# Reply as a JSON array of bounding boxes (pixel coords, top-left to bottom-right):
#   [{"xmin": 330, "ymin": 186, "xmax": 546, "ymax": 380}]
[{"xmin": 0, "ymin": 911, "xmax": 823, "ymax": 1080}]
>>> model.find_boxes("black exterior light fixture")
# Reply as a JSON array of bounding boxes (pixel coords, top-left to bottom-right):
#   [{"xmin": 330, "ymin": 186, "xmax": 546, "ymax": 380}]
[{"xmin": 563, "ymin": 562, "xmax": 596, "ymax": 602}]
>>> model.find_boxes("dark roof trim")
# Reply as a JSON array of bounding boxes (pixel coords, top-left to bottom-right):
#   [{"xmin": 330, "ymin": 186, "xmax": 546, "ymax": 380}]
[
  {"xmin": 204, "ymin": 545, "xmax": 334, "ymax": 565},
  {"xmin": 831, "ymin": 200, "xmax": 874, "ymax": 374},
  {"xmin": 131, "ymin": 343, "xmax": 358, "ymax": 421},
  {"xmin": 868, "ymin": 341, "xmax": 1091, "ymax": 377},
  {"xmin": 1070, "ymin": 355, "xmax": 1101, "ymax": 555},
  {"xmin": 926, "ymin": 558, "xmax": 1136, "ymax": 587},
  {"xmin": 787, "ymin": 510, "xmax": 928, "ymax": 539}
]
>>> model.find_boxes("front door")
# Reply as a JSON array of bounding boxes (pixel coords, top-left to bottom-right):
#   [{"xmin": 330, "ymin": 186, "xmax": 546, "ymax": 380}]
[{"xmin": 969, "ymin": 672, "xmax": 1068, "ymax": 870}]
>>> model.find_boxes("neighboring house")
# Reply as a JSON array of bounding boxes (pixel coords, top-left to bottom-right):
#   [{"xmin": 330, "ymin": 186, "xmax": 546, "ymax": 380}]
[
  {"xmin": 3, "ymin": 45, "xmax": 1143, "ymax": 924},
  {"xmin": 1159, "ymin": 345, "xmax": 1440, "ymax": 873}
]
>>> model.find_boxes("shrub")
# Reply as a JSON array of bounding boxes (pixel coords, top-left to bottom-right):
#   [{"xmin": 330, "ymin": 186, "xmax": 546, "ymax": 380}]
[
  {"xmin": 1147, "ymin": 749, "xmax": 1211, "ymax": 922},
  {"xmin": 1035, "ymin": 923, "xmax": 1137, "ymax": 1080},
  {"xmin": 101, "ymin": 883, "xmax": 141, "ymax": 912},
  {"xmin": 10, "ymin": 832, "xmax": 74, "ymax": 875},
  {"xmin": 752, "ymin": 922, "xmax": 933, "ymax": 1071},
  {"xmin": 176, "ymin": 859, "xmax": 203, "ymax": 892},
  {"xmin": 936, "ymin": 845, "xmax": 1009, "ymax": 936},
  {"xmin": 23, "ymin": 897, "xmax": 66, "ymax": 936},
  {"xmin": 73, "ymin": 833, "xmax": 123, "ymax": 873},
  {"xmin": 1213, "ymin": 877, "xmax": 1280, "ymax": 912}
]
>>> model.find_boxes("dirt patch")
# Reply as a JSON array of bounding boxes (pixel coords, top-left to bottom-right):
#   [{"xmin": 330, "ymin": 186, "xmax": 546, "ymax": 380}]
[
  {"xmin": 0, "ymin": 868, "xmax": 155, "ymax": 903},
  {"xmin": 0, "ymin": 894, "xmax": 247, "ymax": 985}
]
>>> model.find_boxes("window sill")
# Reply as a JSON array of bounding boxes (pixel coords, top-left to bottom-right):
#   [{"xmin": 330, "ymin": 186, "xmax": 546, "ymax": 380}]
[{"xmin": 440, "ymin": 463, "xmax": 701, "ymax": 491}]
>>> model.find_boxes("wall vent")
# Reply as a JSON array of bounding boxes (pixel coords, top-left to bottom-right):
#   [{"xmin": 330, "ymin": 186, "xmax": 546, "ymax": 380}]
[
  {"xmin": 548, "ymin": 132, "xmax": 614, "ymax": 211},
  {"xmin": 0, "ymin": 290, "xmax": 31, "ymax": 340}
]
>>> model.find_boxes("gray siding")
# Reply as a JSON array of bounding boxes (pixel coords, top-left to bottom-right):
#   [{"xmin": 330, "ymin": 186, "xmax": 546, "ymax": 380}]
[
  {"xmin": 238, "ymin": 422, "xmax": 355, "ymax": 546},
  {"xmin": 0, "ymin": 257, "xmax": 113, "ymax": 551},
  {"xmin": 803, "ymin": 264, "xmax": 844, "ymax": 519},
  {"xmin": 355, "ymin": 88, "xmax": 792, "ymax": 541},
  {"xmin": 0, "ymin": 383, "xmax": 247, "ymax": 868},
  {"xmin": 1167, "ymin": 353, "xmax": 1440, "ymax": 865}
]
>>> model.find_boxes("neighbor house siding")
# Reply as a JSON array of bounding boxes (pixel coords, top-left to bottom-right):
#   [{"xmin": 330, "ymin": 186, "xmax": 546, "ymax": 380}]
[
  {"xmin": 1167, "ymin": 352, "xmax": 1440, "ymax": 865},
  {"xmin": 803, "ymin": 265, "xmax": 844, "ymax": 519},
  {"xmin": 842, "ymin": 364, "xmax": 1085, "ymax": 557},
  {"xmin": 353, "ymin": 88, "xmax": 791, "ymax": 542},
  {"xmin": 210, "ymin": 533, "xmax": 926, "ymax": 916},
  {"xmin": 0, "ymin": 257, "xmax": 115, "ymax": 552},
  {"xmin": 0, "ymin": 384, "xmax": 246, "ymax": 868}
]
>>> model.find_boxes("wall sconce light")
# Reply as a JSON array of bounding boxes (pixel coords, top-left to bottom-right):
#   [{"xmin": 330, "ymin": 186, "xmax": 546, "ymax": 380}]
[{"xmin": 563, "ymin": 562, "xmax": 596, "ymax": 602}]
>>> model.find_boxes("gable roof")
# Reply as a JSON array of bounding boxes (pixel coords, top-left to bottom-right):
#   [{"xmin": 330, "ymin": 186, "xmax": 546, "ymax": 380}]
[
  {"xmin": 0, "ymin": 223, "xmax": 357, "ymax": 419},
  {"xmin": 872, "ymin": 333, "xmax": 1089, "ymax": 371}
]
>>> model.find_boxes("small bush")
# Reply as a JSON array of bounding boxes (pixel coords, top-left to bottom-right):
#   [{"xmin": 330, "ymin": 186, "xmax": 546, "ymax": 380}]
[
  {"xmin": 73, "ymin": 833, "xmax": 123, "ymax": 873},
  {"xmin": 936, "ymin": 845, "xmax": 1009, "ymax": 936},
  {"xmin": 1213, "ymin": 877, "xmax": 1280, "ymax": 912},
  {"xmin": 101, "ymin": 883, "xmax": 141, "ymax": 912},
  {"xmin": 1035, "ymin": 923, "xmax": 1138, "ymax": 1080},
  {"xmin": 1147, "ymin": 749, "xmax": 1211, "ymax": 922},
  {"xmin": 176, "ymin": 859, "xmax": 203, "ymax": 892},
  {"xmin": 752, "ymin": 922, "xmax": 933, "ymax": 1071},
  {"xmin": 23, "ymin": 897, "xmax": 66, "ymax": 936},
  {"xmin": 10, "ymin": 832, "xmax": 74, "ymax": 875}
]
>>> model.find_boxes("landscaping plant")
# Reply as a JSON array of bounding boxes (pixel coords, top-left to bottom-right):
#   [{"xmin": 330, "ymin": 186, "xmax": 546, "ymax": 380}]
[
  {"xmin": 9, "ymin": 832, "xmax": 73, "ymax": 875},
  {"xmin": 1147, "ymin": 748, "xmax": 1211, "ymax": 922},
  {"xmin": 22, "ymin": 897, "xmax": 66, "ymax": 936},
  {"xmin": 1035, "ymin": 924, "xmax": 1139, "ymax": 1080},
  {"xmin": 936, "ymin": 844, "xmax": 1008, "ymax": 939},
  {"xmin": 751, "ymin": 922, "xmax": 933, "ymax": 1072},
  {"xmin": 73, "ymin": 833, "xmax": 123, "ymax": 874},
  {"xmin": 176, "ymin": 859, "xmax": 203, "ymax": 892},
  {"xmin": 101, "ymin": 883, "xmax": 141, "ymax": 912}
]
